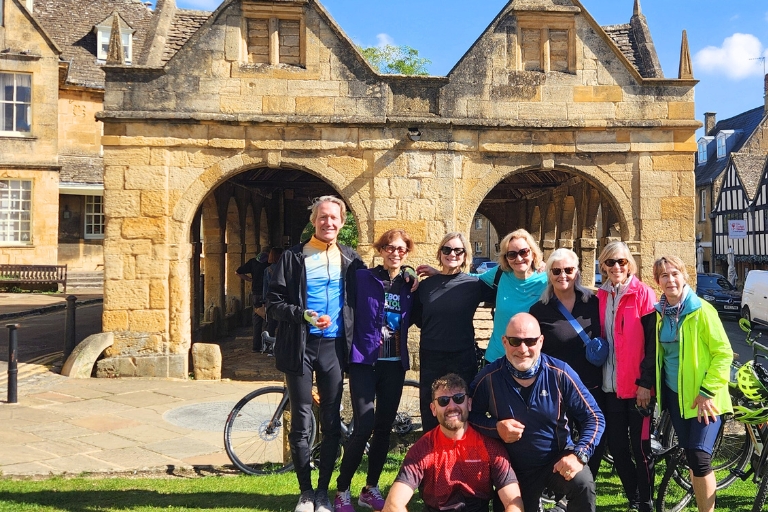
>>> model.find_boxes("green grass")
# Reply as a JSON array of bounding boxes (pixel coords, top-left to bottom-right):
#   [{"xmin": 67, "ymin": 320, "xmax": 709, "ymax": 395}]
[{"xmin": 0, "ymin": 457, "xmax": 760, "ymax": 511}]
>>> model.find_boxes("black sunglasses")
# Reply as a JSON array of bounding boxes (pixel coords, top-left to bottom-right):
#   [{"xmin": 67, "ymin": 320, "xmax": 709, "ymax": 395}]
[
  {"xmin": 434, "ymin": 393, "xmax": 467, "ymax": 407},
  {"xmin": 505, "ymin": 247, "xmax": 531, "ymax": 260},
  {"xmin": 605, "ymin": 258, "xmax": 628, "ymax": 267},
  {"xmin": 440, "ymin": 246, "xmax": 466, "ymax": 256},
  {"xmin": 383, "ymin": 245, "xmax": 408, "ymax": 255},
  {"xmin": 503, "ymin": 335, "xmax": 540, "ymax": 347},
  {"xmin": 551, "ymin": 267, "xmax": 576, "ymax": 276}
]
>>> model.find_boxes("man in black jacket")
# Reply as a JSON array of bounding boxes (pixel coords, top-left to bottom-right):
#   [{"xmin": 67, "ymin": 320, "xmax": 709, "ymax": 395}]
[
  {"xmin": 267, "ymin": 196, "xmax": 364, "ymax": 512},
  {"xmin": 237, "ymin": 251, "xmax": 269, "ymax": 351}
]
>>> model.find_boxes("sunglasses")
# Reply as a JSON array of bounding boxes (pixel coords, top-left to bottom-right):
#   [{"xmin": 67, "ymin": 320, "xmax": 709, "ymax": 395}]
[
  {"xmin": 383, "ymin": 245, "xmax": 408, "ymax": 255},
  {"xmin": 605, "ymin": 258, "xmax": 628, "ymax": 267},
  {"xmin": 440, "ymin": 246, "xmax": 466, "ymax": 256},
  {"xmin": 503, "ymin": 335, "xmax": 540, "ymax": 347},
  {"xmin": 434, "ymin": 393, "xmax": 467, "ymax": 407},
  {"xmin": 505, "ymin": 247, "xmax": 531, "ymax": 260},
  {"xmin": 551, "ymin": 267, "xmax": 576, "ymax": 276}
]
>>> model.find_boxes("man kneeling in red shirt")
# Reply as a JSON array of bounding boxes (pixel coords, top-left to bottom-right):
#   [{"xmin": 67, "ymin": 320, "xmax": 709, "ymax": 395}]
[{"xmin": 383, "ymin": 373, "xmax": 523, "ymax": 512}]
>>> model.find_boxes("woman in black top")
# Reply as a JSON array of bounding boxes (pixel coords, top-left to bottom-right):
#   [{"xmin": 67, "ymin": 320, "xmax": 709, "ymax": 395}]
[
  {"xmin": 529, "ymin": 248, "xmax": 605, "ymax": 481},
  {"xmin": 414, "ymin": 232, "xmax": 495, "ymax": 432}
]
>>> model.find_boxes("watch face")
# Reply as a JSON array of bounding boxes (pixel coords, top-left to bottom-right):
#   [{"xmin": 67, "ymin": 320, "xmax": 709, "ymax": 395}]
[{"xmin": 576, "ymin": 451, "xmax": 589, "ymax": 465}]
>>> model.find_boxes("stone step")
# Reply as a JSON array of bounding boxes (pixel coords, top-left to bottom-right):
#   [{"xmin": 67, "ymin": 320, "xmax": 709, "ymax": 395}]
[{"xmin": 67, "ymin": 271, "xmax": 104, "ymax": 288}]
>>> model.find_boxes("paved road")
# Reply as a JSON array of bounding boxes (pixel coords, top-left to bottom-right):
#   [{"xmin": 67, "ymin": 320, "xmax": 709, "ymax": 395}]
[{"xmin": 0, "ymin": 303, "xmax": 103, "ymax": 369}]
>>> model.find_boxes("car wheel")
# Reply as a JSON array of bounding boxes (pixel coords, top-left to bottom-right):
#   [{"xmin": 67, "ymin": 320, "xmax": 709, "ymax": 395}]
[{"xmin": 742, "ymin": 306, "xmax": 751, "ymax": 322}]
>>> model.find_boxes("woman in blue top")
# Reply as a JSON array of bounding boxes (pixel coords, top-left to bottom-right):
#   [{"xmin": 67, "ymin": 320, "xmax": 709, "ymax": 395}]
[
  {"xmin": 479, "ymin": 229, "xmax": 548, "ymax": 363},
  {"xmin": 334, "ymin": 229, "xmax": 418, "ymax": 512}
]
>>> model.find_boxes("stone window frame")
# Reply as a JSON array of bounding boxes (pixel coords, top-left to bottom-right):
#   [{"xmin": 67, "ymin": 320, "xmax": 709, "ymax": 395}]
[
  {"xmin": 0, "ymin": 179, "xmax": 33, "ymax": 245},
  {"xmin": 716, "ymin": 133, "xmax": 727, "ymax": 160},
  {"xmin": 84, "ymin": 194, "xmax": 105, "ymax": 240},
  {"xmin": 511, "ymin": 14, "xmax": 576, "ymax": 73},
  {"xmin": 241, "ymin": 3, "xmax": 305, "ymax": 67},
  {"xmin": 94, "ymin": 24, "xmax": 134, "ymax": 64},
  {"xmin": 475, "ymin": 241, "xmax": 483, "ymax": 254},
  {"xmin": 0, "ymin": 71, "xmax": 32, "ymax": 135},
  {"xmin": 475, "ymin": 217, "xmax": 483, "ymax": 230}
]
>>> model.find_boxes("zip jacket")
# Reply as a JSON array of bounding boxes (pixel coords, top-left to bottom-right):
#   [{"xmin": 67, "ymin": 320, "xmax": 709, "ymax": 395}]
[
  {"xmin": 597, "ymin": 277, "xmax": 656, "ymax": 398},
  {"xmin": 266, "ymin": 239, "xmax": 364, "ymax": 376},
  {"xmin": 639, "ymin": 292, "xmax": 733, "ymax": 419},
  {"xmin": 469, "ymin": 354, "xmax": 604, "ymax": 470},
  {"xmin": 350, "ymin": 267, "xmax": 416, "ymax": 369}
]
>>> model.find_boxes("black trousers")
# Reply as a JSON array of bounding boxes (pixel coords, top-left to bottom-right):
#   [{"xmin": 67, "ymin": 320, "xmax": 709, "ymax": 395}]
[
  {"xmin": 336, "ymin": 360, "xmax": 406, "ymax": 491},
  {"xmin": 419, "ymin": 346, "xmax": 477, "ymax": 433},
  {"xmin": 251, "ymin": 293, "xmax": 264, "ymax": 351},
  {"xmin": 515, "ymin": 462, "xmax": 596, "ymax": 512},
  {"xmin": 285, "ymin": 335, "xmax": 345, "ymax": 493},
  {"xmin": 603, "ymin": 392, "xmax": 654, "ymax": 512}
]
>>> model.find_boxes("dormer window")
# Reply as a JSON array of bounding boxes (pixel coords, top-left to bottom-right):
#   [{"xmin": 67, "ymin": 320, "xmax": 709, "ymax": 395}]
[
  {"xmin": 511, "ymin": 14, "xmax": 576, "ymax": 73},
  {"xmin": 698, "ymin": 140, "xmax": 707, "ymax": 164},
  {"xmin": 716, "ymin": 134, "xmax": 726, "ymax": 159},
  {"xmin": 94, "ymin": 18, "xmax": 133, "ymax": 64},
  {"xmin": 241, "ymin": 3, "xmax": 305, "ymax": 67}
]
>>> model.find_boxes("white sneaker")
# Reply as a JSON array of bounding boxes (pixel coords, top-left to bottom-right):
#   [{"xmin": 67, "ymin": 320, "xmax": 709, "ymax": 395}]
[{"xmin": 295, "ymin": 490, "xmax": 315, "ymax": 512}]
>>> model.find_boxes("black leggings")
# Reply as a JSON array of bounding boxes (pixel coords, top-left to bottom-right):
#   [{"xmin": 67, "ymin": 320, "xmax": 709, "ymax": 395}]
[
  {"xmin": 285, "ymin": 335, "xmax": 345, "ymax": 493},
  {"xmin": 336, "ymin": 361, "xmax": 406, "ymax": 491},
  {"xmin": 419, "ymin": 346, "xmax": 477, "ymax": 433}
]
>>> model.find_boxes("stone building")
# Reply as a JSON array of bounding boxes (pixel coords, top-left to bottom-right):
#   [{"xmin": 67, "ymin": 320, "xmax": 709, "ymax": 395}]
[{"xmin": 96, "ymin": 0, "xmax": 700, "ymax": 378}]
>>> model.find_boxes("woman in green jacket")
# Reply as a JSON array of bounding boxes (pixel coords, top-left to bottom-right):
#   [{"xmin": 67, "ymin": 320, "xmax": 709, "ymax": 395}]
[{"xmin": 638, "ymin": 255, "xmax": 732, "ymax": 512}]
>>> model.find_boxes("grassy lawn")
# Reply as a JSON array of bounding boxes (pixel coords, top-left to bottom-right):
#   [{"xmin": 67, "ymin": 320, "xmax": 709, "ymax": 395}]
[{"xmin": 0, "ymin": 456, "xmax": 759, "ymax": 511}]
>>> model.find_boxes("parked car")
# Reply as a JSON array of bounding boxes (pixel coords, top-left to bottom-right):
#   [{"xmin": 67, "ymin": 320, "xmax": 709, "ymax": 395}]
[
  {"xmin": 476, "ymin": 261, "xmax": 499, "ymax": 274},
  {"xmin": 742, "ymin": 270, "xmax": 768, "ymax": 326},
  {"xmin": 696, "ymin": 272, "xmax": 741, "ymax": 316},
  {"xmin": 471, "ymin": 257, "xmax": 491, "ymax": 273}
]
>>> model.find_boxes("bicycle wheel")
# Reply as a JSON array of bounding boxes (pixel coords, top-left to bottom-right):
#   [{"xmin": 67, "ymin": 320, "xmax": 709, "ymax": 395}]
[
  {"xmin": 753, "ymin": 471, "xmax": 768, "ymax": 512},
  {"xmin": 393, "ymin": 380, "xmax": 422, "ymax": 435},
  {"xmin": 224, "ymin": 386, "xmax": 317, "ymax": 475},
  {"xmin": 656, "ymin": 448, "xmax": 694, "ymax": 512}
]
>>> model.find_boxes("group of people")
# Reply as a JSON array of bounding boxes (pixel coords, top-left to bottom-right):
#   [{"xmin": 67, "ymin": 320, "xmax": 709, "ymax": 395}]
[{"xmin": 262, "ymin": 195, "xmax": 733, "ymax": 512}]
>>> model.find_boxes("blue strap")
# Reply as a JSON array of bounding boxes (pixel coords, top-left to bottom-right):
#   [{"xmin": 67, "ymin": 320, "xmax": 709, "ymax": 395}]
[{"xmin": 555, "ymin": 300, "xmax": 591, "ymax": 346}]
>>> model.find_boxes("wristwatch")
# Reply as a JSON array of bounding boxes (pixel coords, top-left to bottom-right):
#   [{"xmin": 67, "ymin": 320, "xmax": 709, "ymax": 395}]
[{"xmin": 574, "ymin": 450, "xmax": 589, "ymax": 465}]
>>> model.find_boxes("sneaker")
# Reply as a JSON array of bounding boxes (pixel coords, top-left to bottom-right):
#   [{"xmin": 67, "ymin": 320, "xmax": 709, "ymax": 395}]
[
  {"xmin": 334, "ymin": 490, "xmax": 355, "ymax": 512},
  {"xmin": 315, "ymin": 490, "xmax": 333, "ymax": 512},
  {"xmin": 295, "ymin": 490, "xmax": 315, "ymax": 512},
  {"xmin": 358, "ymin": 485, "xmax": 386, "ymax": 511}
]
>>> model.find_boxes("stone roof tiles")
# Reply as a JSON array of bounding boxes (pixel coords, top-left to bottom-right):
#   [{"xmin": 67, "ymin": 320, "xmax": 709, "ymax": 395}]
[
  {"xmin": 59, "ymin": 155, "xmax": 104, "ymax": 184},
  {"xmin": 732, "ymin": 154, "xmax": 768, "ymax": 201},
  {"xmin": 161, "ymin": 9, "xmax": 210, "ymax": 65}
]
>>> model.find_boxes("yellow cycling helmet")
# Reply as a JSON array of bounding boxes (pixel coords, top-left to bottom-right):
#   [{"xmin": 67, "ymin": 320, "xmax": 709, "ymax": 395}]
[
  {"xmin": 733, "ymin": 404, "xmax": 768, "ymax": 424},
  {"xmin": 736, "ymin": 361, "xmax": 768, "ymax": 402}
]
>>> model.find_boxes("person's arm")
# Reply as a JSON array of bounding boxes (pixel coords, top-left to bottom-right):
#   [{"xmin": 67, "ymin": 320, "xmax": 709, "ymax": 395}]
[
  {"xmin": 468, "ymin": 373, "xmax": 503, "ymax": 439},
  {"xmin": 696, "ymin": 304, "xmax": 734, "ymax": 422},
  {"xmin": 266, "ymin": 252, "xmax": 305, "ymax": 324},
  {"xmin": 497, "ymin": 483, "xmax": 524, "ymax": 512},
  {"xmin": 381, "ymin": 482, "xmax": 414, "ymax": 512},
  {"xmin": 561, "ymin": 364, "xmax": 604, "ymax": 460},
  {"xmin": 636, "ymin": 310, "xmax": 658, "ymax": 406}
]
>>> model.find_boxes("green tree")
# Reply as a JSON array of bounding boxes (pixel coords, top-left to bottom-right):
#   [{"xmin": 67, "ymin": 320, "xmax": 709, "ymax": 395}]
[
  {"xmin": 301, "ymin": 211, "xmax": 358, "ymax": 248},
  {"xmin": 359, "ymin": 45, "xmax": 431, "ymax": 76}
]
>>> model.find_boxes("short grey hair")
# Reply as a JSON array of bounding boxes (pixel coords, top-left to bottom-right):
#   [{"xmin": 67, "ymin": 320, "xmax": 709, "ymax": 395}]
[{"xmin": 308, "ymin": 195, "xmax": 347, "ymax": 225}]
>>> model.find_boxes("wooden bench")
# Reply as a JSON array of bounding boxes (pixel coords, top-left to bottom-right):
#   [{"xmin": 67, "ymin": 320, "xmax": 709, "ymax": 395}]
[{"xmin": 0, "ymin": 264, "xmax": 68, "ymax": 293}]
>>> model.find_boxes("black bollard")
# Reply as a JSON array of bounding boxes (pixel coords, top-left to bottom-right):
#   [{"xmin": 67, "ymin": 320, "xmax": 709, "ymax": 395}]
[
  {"xmin": 7, "ymin": 324, "xmax": 19, "ymax": 404},
  {"xmin": 63, "ymin": 295, "xmax": 77, "ymax": 361}
]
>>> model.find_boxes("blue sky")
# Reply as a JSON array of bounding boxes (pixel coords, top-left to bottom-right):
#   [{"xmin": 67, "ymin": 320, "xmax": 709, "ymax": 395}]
[{"xmin": 171, "ymin": 0, "xmax": 768, "ymax": 134}]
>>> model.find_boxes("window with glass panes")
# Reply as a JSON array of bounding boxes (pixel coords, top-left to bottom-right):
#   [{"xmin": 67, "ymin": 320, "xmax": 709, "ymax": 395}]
[
  {"xmin": 84, "ymin": 195, "xmax": 105, "ymax": 238},
  {"xmin": 1, "ymin": 73, "xmax": 32, "ymax": 133},
  {"xmin": 0, "ymin": 180, "xmax": 32, "ymax": 243}
]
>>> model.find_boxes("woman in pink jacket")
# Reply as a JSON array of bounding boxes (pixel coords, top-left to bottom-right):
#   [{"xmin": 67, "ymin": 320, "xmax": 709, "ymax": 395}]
[{"xmin": 597, "ymin": 241, "xmax": 657, "ymax": 512}]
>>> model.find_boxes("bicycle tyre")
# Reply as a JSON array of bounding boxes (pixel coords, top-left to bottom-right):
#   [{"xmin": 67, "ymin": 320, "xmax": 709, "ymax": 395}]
[
  {"xmin": 752, "ymin": 470, "xmax": 768, "ymax": 512},
  {"xmin": 393, "ymin": 380, "xmax": 422, "ymax": 436},
  {"xmin": 655, "ymin": 448, "xmax": 694, "ymax": 512},
  {"xmin": 224, "ymin": 386, "xmax": 317, "ymax": 475}
]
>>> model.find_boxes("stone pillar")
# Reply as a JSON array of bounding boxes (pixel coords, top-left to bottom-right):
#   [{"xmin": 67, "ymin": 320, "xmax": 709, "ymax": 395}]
[{"xmin": 579, "ymin": 238, "xmax": 598, "ymax": 287}]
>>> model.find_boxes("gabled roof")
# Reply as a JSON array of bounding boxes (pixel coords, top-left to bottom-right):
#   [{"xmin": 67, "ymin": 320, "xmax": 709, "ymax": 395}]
[
  {"xmin": 160, "ymin": 9, "xmax": 210, "ymax": 65},
  {"xmin": 732, "ymin": 153, "xmax": 768, "ymax": 201},
  {"xmin": 602, "ymin": 23, "xmax": 659, "ymax": 78},
  {"xmin": 695, "ymin": 106, "xmax": 765, "ymax": 187},
  {"xmin": 33, "ymin": 0, "xmax": 154, "ymax": 89}
]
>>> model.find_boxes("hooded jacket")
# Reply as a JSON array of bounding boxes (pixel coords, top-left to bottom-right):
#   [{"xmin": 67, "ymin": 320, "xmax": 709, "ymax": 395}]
[
  {"xmin": 266, "ymin": 240, "xmax": 364, "ymax": 376},
  {"xmin": 639, "ymin": 290, "xmax": 733, "ymax": 419},
  {"xmin": 597, "ymin": 276, "xmax": 657, "ymax": 398}
]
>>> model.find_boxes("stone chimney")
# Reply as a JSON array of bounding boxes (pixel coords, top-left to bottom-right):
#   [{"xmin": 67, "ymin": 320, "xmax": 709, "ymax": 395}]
[{"xmin": 704, "ymin": 112, "xmax": 716, "ymax": 136}]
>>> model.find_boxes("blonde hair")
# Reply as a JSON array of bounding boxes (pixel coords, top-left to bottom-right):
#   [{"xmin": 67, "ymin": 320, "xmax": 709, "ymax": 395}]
[
  {"xmin": 539, "ymin": 248, "xmax": 593, "ymax": 304},
  {"xmin": 436, "ymin": 232, "xmax": 469, "ymax": 271},
  {"xmin": 598, "ymin": 241, "xmax": 638, "ymax": 280},
  {"xmin": 497, "ymin": 229, "xmax": 544, "ymax": 272},
  {"xmin": 308, "ymin": 195, "xmax": 347, "ymax": 225},
  {"xmin": 653, "ymin": 255, "xmax": 689, "ymax": 284}
]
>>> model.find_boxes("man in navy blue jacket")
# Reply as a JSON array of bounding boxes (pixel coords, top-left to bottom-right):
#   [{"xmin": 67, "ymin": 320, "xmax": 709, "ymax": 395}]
[{"xmin": 469, "ymin": 312, "xmax": 605, "ymax": 512}]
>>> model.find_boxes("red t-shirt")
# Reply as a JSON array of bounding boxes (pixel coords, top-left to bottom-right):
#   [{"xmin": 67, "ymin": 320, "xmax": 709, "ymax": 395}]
[{"xmin": 395, "ymin": 425, "xmax": 517, "ymax": 512}]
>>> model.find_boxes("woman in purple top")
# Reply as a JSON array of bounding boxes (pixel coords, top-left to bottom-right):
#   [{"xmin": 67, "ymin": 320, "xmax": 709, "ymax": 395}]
[{"xmin": 334, "ymin": 229, "xmax": 418, "ymax": 512}]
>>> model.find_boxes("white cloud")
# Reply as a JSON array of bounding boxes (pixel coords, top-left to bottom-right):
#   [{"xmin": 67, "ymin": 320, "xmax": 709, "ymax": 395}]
[
  {"xmin": 375, "ymin": 33, "xmax": 395, "ymax": 48},
  {"xmin": 694, "ymin": 33, "xmax": 768, "ymax": 80}
]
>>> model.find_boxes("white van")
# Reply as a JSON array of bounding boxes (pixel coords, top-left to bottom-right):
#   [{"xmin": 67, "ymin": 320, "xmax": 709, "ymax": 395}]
[{"xmin": 742, "ymin": 270, "xmax": 768, "ymax": 326}]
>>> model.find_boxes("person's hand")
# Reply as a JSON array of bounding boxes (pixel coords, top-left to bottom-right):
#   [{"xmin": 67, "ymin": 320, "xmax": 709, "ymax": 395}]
[
  {"xmin": 496, "ymin": 418, "xmax": 525, "ymax": 443},
  {"xmin": 692, "ymin": 394, "xmax": 720, "ymax": 425},
  {"xmin": 403, "ymin": 267, "xmax": 420, "ymax": 292},
  {"xmin": 636, "ymin": 386, "xmax": 652, "ymax": 408},
  {"xmin": 553, "ymin": 453, "xmax": 583, "ymax": 481},
  {"xmin": 416, "ymin": 265, "xmax": 439, "ymax": 278},
  {"xmin": 304, "ymin": 310, "xmax": 329, "ymax": 329}
]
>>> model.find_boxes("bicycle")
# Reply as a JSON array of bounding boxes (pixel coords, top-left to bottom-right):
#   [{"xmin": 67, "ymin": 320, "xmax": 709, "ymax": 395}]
[{"xmin": 223, "ymin": 371, "xmax": 422, "ymax": 475}]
